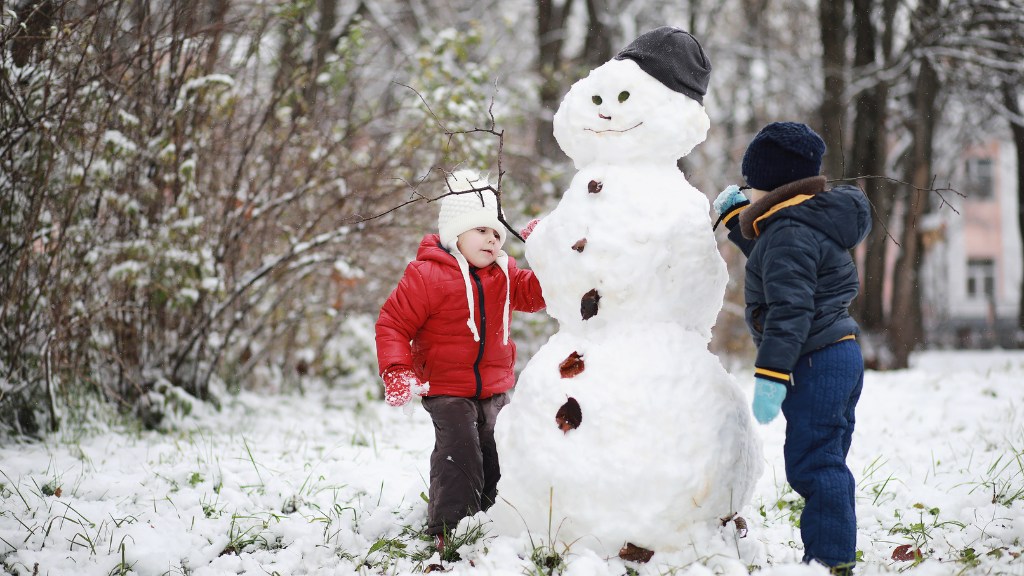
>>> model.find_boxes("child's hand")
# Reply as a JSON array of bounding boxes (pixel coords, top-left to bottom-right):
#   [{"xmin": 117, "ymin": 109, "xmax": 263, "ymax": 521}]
[
  {"xmin": 713, "ymin": 185, "xmax": 749, "ymax": 216},
  {"xmin": 382, "ymin": 366, "xmax": 427, "ymax": 407},
  {"xmin": 751, "ymin": 377, "xmax": 787, "ymax": 424},
  {"xmin": 521, "ymin": 218, "xmax": 541, "ymax": 240}
]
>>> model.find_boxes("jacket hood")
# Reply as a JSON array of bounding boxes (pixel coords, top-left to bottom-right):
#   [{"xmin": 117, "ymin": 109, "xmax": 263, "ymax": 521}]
[
  {"xmin": 417, "ymin": 234, "xmax": 458, "ymax": 267},
  {"xmin": 740, "ymin": 177, "xmax": 871, "ymax": 249}
]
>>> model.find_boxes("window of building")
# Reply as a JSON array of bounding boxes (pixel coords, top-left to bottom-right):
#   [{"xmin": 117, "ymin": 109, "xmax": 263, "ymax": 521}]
[
  {"xmin": 965, "ymin": 157, "xmax": 994, "ymax": 199},
  {"xmin": 966, "ymin": 259, "xmax": 995, "ymax": 299}
]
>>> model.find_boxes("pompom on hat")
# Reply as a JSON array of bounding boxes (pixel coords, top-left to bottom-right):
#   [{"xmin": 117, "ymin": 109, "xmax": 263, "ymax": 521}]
[
  {"xmin": 614, "ymin": 26, "xmax": 712, "ymax": 104},
  {"xmin": 741, "ymin": 122, "xmax": 826, "ymax": 192},
  {"xmin": 436, "ymin": 170, "xmax": 512, "ymax": 344}
]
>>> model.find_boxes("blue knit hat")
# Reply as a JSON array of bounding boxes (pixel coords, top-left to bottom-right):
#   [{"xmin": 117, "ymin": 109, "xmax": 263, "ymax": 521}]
[{"xmin": 741, "ymin": 122, "xmax": 826, "ymax": 191}]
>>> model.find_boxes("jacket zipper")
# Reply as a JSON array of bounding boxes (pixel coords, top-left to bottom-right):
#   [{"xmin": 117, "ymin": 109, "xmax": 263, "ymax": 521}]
[{"xmin": 470, "ymin": 269, "xmax": 486, "ymax": 399}]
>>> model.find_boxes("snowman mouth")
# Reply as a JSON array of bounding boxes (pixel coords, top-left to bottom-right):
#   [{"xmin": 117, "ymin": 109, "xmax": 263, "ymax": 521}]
[{"xmin": 585, "ymin": 122, "xmax": 643, "ymax": 134}]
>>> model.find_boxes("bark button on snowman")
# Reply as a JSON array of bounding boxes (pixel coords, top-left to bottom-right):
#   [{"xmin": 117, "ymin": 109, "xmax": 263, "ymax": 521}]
[{"xmin": 492, "ymin": 28, "xmax": 764, "ymax": 560}]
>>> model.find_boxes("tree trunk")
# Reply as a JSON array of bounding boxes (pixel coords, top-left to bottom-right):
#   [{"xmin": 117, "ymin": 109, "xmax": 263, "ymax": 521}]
[
  {"xmin": 535, "ymin": 0, "xmax": 574, "ymax": 167},
  {"xmin": 202, "ymin": 0, "xmax": 232, "ymax": 75},
  {"xmin": 535, "ymin": 0, "xmax": 618, "ymax": 172},
  {"xmin": 306, "ymin": 0, "xmax": 337, "ymax": 111},
  {"xmin": 11, "ymin": 0, "xmax": 56, "ymax": 66},
  {"xmin": 273, "ymin": 19, "xmax": 300, "ymax": 109},
  {"xmin": 1004, "ymin": 86, "xmax": 1024, "ymax": 333},
  {"xmin": 582, "ymin": 0, "xmax": 614, "ymax": 65},
  {"xmin": 889, "ymin": 53, "xmax": 940, "ymax": 368},
  {"xmin": 850, "ymin": 0, "xmax": 891, "ymax": 333},
  {"xmin": 818, "ymin": 0, "xmax": 847, "ymax": 180}
]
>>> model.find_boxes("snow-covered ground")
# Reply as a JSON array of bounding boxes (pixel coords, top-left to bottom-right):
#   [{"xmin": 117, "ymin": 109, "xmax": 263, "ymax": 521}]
[{"xmin": 2, "ymin": 349, "xmax": 1024, "ymax": 576}]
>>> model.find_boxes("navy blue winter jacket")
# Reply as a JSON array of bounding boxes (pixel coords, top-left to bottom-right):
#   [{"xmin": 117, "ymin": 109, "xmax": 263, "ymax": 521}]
[{"xmin": 721, "ymin": 176, "xmax": 871, "ymax": 386}]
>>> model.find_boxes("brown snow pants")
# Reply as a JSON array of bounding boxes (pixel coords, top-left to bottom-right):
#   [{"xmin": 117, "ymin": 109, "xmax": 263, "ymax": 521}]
[{"xmin": 421, "ymin": 393, "xmax": 509, "ymax": 536}]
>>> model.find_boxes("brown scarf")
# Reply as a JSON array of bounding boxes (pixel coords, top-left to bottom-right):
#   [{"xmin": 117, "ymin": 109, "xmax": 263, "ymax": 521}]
[{"xmin": 738, "ymin": 176, "xmax": 827, "ymax": 239}]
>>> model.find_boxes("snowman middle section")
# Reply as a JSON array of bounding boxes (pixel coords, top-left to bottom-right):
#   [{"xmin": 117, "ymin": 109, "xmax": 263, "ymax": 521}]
[
  {"xmin": 491, "ymin": 166, "xmax": 763, "ymax": 555},
  {"xmin": 525, "ymin": 166, "xmax": 725, "ymax": 337}
]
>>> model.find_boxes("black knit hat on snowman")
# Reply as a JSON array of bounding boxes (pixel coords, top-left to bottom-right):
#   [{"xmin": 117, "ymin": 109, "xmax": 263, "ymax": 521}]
[
  {"xmin": 742, "ymin": 122, "xmax": 826, "ymax": 192},
  {"xmin": 437, "ymin": 170, "xmax": 511, "ymax": 344},
  {"xmin": 614, "ymin": 26, "xmax": 712, "ymax": 104}
]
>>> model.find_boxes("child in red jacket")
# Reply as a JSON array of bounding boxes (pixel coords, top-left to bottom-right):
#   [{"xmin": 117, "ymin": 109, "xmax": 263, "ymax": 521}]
[{"xmin": 375, "ymin": 170, "xmax": 546, "ymax": 556}]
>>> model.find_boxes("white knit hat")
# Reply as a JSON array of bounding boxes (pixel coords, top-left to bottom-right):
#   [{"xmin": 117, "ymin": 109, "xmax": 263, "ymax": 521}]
[
  {"xmin": 436, "ymin": 170, "xmax": 511, "ymax": 344},
  {"xmin": 437, "ymin": 171, "xmax": 508, "ymax": 251}
]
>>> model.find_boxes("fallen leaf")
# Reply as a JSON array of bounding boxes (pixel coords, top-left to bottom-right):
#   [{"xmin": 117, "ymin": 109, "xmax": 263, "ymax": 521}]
[
  {"xmin": 892, "ymin": 544, "xmax": 922, "ymax": 562},
  {"xmin": 618, "ymin": 542, "xmax": 654, "ymax": 563}
]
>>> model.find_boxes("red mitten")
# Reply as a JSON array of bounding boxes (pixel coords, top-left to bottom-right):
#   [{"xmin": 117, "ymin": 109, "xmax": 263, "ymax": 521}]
[
  {"xmin": 381, "ymin": 366, "xmax": 427, "ymax": 407},
  {"xmin": 521, "ymin": 218, "xmax": 541, "ymax": 240}
]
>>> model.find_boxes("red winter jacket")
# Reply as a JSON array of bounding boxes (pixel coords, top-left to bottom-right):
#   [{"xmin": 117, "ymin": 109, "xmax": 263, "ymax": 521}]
[{"xmin": 375, "ymin": 234, "xmax": 546, "ymax": 398}]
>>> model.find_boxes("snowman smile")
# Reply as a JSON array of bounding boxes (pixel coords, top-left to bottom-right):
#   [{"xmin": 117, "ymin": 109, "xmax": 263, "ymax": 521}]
[{"xmin": 584, "ymin": 122, "xmax": 643, "ymax": 134}]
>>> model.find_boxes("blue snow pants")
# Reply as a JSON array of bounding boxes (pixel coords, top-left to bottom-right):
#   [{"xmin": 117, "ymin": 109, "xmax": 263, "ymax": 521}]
[{"xmin": 781, "ymin": 339, "xmax": 864, "ymax": 568}]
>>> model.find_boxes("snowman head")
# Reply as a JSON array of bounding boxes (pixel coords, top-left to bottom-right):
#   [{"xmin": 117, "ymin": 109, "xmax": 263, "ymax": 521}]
[{"xmin": 553, "ymin": 27, "xmax": 711, "ymax": 168}]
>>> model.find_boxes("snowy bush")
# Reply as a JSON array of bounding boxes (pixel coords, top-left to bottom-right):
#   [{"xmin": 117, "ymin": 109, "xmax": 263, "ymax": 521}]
[{"xmin": 0, "ymin": 2, "xmax": 527, "ymax": 435}]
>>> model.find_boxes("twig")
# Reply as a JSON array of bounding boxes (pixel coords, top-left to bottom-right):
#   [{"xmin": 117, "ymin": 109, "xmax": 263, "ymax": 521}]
[
  {"xmin": 374, "ymin": 81, "xmax": 525, "ymax": 242},
  {"xmin": 828, "ymin": 174, "xmax": 964, "ymax": 214},
  {"xmin": 827, "ymin": 174, "xmax": 965, "ymax": 247}
]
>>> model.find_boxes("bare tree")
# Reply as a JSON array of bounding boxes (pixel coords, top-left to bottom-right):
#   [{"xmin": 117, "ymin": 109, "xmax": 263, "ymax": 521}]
[
  {"xmin": 848, "ymin": 0, "xmax": 898, "ymax": 336},
  {"xmin": 1006, "ymin": 86, "xmax": 1024, "ymax": 331},
  {"xmin": 535, "ymin": 0, "xmax": 623, "ymax": 175},
  {"xmin": 819, "ymin": 0, "xmax": 847, "ymax": 181},
  {"xmin": 884, "ymin": 0, "xmax": 942, "ymax": 369}
]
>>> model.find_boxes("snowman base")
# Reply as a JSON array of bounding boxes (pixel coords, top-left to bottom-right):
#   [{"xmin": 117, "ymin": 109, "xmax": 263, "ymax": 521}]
[
  {"xmin": 492, "ymin": 325, "xmax": 762, "ymax": 558},
  {"xmin": 487, "ymin": 499, "xmax": 760, "ymax": 566}
]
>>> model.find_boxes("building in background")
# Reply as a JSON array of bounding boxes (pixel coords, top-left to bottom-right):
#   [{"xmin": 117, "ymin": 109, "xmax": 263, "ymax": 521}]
[{"xmin": 922, "ymin": 139, "xmax": 1022, "ymax": 348}]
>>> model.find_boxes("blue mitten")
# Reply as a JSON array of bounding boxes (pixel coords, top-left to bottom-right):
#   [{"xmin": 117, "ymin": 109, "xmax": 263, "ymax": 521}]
[
  {"xmin": 714, "ymin": 185, "xmax": 748, "ymax": 215},
  {"xmin": 752, "ymin": 377, "xmax": 787, "ymax": 424}
]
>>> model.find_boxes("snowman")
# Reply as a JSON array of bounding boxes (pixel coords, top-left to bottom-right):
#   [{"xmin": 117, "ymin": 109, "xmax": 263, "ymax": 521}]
[{"xmin": 490, "ymin": 28, "xmax": 764, "ymax": 558}]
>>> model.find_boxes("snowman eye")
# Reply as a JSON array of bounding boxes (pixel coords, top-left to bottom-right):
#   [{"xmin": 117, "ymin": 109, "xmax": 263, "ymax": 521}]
[
  {"xmin": 592, "ymin": 95, "xmax": 603, "ymax": 105},
  {"xmin": 618, "ymin": 91, "xmax": 630, "ymax": 103}
]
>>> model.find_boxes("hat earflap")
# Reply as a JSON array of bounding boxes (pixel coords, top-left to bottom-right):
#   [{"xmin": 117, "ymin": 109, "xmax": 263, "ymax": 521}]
[
  {"xmin": 496, "ymin": 252, "xmax": 510, "ymax": 345},
  {"xmin": 451, "ymin": 250, "xmax": 481, "ymax": 342}
]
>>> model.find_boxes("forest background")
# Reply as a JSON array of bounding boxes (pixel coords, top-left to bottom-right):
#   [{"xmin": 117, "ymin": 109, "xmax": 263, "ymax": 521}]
[{"xmin": 1, "ymin": 0, "xmax": 1023, "ymax": 436}]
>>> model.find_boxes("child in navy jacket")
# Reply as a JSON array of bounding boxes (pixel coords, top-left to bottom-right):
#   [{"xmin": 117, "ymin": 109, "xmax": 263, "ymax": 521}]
[{"xmin": 714, "ymin": 122, "xmax": 871, "ymax": 573}]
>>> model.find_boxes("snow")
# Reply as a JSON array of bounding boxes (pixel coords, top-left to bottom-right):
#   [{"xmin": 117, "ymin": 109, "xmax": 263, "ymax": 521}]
[
  {"xmin": 181, "ymin": 74, "xmax": 235, "ymax": 94},
  {"xmin": 179, "ymin": 287, "xmax": 199, "ymax": 302},
  {"xmin": 173, "ymin": 74, "xmax": 234, "ymax": 114},
  {"xmin": 2, "ymin": 351, "xmax": 1023, "ymax": 575},
  {"xmin": 333, "ymin": 259, "xmax": 365, "ymax": 279},
  {"xmin": 117, "ymin": 109, "xmax": 140, "ymax": 127},
  {"xmin": 106, "ymin": 260, "xmax": 146, "ymax": 280},
  {"xmin": 102, "ymin": 130, "xmax": 137, "ymax": 154}
]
